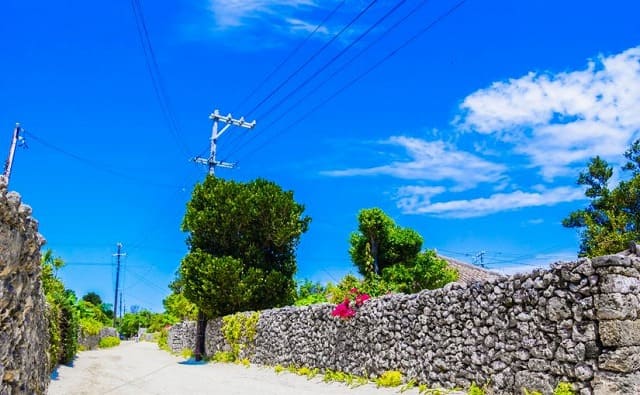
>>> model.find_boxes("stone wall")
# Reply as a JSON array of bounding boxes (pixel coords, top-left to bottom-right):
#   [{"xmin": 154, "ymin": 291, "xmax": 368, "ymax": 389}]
[
  {"xmin": 0, "ymin": 178, "xmax": 49, "ymax": 394},
  {"xmin": 169, "ymin": 253, "xmax": 640, "ymax": 394},
  {"xmin": 78, "ymin": 327, "xmax": 118, "ymax": 350}
]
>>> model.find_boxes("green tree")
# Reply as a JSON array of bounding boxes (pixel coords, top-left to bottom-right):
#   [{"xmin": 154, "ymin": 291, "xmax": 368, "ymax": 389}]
[
  {"xmin": 563, "ymin": 140, "xmax": 640, "ymax": 257},
  {"xmin": 349, "ymin": 208, "xmax": 458, "ymax": 293},
  {"xmin": 180, "ymin": 176, "xmax": 310, "ymax": 311},
  {"xmin": 349, "ymin": 208, "xmax": 422, "ymax": 276},
  {"xmin": 82, "ymin": 291, "xmax": 102, "ymax": 307},
  {"xmin": 163, "ymin": 292, "xmax": 198, "ymax": 321},
  {"xmin": 179, "ymin": 176, "xmax": 310, "ymax": 359}
]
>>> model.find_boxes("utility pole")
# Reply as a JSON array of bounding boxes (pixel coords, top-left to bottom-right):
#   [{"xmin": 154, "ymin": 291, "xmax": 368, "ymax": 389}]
[
  {"xmin": 472, "ymin": 251, "xmax": 486, "ymax": 268},
  {"xmin": 191, "ymin": 109, "xmax": 256, "ymax": 361},
  {"xmin": 112, "ymin": 243, "xmax": 126, "ymax": 327},
  {"xmin": 3, "ymin": 123, "xmax": 25, "ymax": 184},
  {"xmin": 193, "ymin": 109, "xmax": 256, "ymax": 176}
]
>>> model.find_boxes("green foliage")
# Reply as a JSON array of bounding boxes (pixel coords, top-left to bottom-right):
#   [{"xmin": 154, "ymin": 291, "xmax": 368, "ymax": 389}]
[
  {"xmin": 117, "ymin": 309, "xmax": 178, "ymax": 339},
  {"xmin": 45, "ymin": 295, "xmax": 61, "ymax": 372},
  {"xmin": 218, "ymin": 312, "xmax": 260, "ymax": 362},
  {"xmin": 180, "ymin": 176, "xmax": 311, "ymax": 316},
  {"xmin": 79, "ymin": 317, "xmax": 103, "ymax": 336},
  {"xmin": 180, "ymin": 348, "xmax": 193, "ymax": 359},
  {"xmin": 564, "ymin": 140, "xmax": 640, "ymax": 256},
  {"xmin": 118, "ymin": 310, "xmax": 152, "ymax": 338},
  {"xmin": 294, "ymin": 279, "xmax": 328, "ymax": 306},
  {"xmin": 82, "ymin": 291, "xmax": 102, "ymax": 307},
  {"xmin": 467, "ymin": 382, "xmax": 485, "ymax": 395},
  {"xmin": 157, "ymin": 327, "xmax": 170, "ymax": 351},
  {"xmin": 274, "ymin": 365, "xmax": 285, "ymax": 374},
  {"xmin": 350, "ymin": 208, "xmax": 422, "ymax": 276},
  {"xmin": 553, "ymin": 382, "xmax": 575, "ymax": 395},
  {"xmin": 42, "ymin": 251, "xmax": 79, "ymax": 368},
  {"xmin": 319, "ymin": 368, "xmax": 369, "ymax": 388},
  {"xmin": 213, "ymin": 351, "xmax": 236, "ymax": 363},
  {"xmin": 98, "ymin": 336, "xmax": 121, "ymax": 348},
  {"xmin": 162, "ymin": 292, "xmax": 198, "ymax": 321},
  {"xmin": 381, "ymin": 250, "xmax": 458, "ymax": 293},
  {"xmin": 348, "ymin": 208, "xmax": 458, "ymax": 294},
  {"xmin": 375, "ymin": 370, "xmax": 403, "ymax": 387},
  {"xmin": 523, "ymin": 389, "xmax": 542, "ymax": 395}
]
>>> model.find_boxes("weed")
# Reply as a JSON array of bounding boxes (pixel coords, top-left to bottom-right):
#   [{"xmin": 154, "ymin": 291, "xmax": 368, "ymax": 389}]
[{"xmin": 375, "ymin": 370, "xmax": 403, "ymax": 387}]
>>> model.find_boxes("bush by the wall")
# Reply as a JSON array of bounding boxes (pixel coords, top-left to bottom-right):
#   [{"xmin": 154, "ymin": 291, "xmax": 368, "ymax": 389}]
[{"xmin": 98, "ymin": 336, "xmax": 121, "ymax": 348}]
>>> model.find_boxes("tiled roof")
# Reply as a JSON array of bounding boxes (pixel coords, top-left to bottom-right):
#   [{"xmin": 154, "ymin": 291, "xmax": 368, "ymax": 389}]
[{"xmin": 439, "ymin": 255, "xmax": 503, "ymax": 283}]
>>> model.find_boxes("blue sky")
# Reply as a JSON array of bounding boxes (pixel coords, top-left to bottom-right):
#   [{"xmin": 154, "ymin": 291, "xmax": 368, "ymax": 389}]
[{"xmin": 2, "ymin": 0, "xmax": 639, "ymax": 312}]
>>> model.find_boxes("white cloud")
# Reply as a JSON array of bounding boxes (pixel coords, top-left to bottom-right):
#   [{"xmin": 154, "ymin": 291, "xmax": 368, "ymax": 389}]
[
  {"xmin": 208, "ymin": 0, "xmax": 316, "ymax": 29},
  {"xmin": 397, "ymin": 186, "xmax": 585, "ymax": 218},
  {"xmin": 457, "ymin": 46, "xmax": 640, "ymax": 180},
  {"xmin": 323, "ymin": 136, "xmax": 506, "ymax": 190}
]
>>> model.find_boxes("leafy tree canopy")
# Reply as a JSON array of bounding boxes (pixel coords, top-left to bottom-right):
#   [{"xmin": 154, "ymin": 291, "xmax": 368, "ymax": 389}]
[
  {"xmin": 563, "ymin": 139, "xmax": 640, "ymax": 257},
  {"xmin": 179, "ymin": 176, "xmax": 311, "ymax": 317},
  {"xmin": 350, "ymin": 208, "xmax": 422, "ymax": 276},
  {"xmin": 349, "ymin": 208, "xmax": 458, "ymax": 294},
  {"xmin": 81, "ymin": 291, "xmax": 103, "ymax": 307}
]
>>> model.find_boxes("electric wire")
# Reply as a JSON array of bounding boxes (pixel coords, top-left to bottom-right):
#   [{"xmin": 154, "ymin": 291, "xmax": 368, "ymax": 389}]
[
  {"xmin": 224, "ymin": 0, "xmax": 431, "ymax": 161},
  {"xmin": 254, "ymin": 0, "xmax": 409, "ymax": 123},
  {"xmin": 231, "ymin": 0, "xmax": 347, "ymax": 114},
  {"xmin": 23, "ymin": 130, "xmax": 182, "ymax": 189},
  {"xmin": 243, "ymin": 0, "xmax": 380, "ymax": 119},
  {"xmin": 130, "ymin": 0, "xmax": 191, "ymax": 157},
  {"xmin": 233, "ymin": 0, "xmax": 468, "ymax": 161}
]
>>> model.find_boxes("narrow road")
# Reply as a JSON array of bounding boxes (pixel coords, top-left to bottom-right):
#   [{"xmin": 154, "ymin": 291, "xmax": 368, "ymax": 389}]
[{"xmin": 48, "ymin": 341, "xmax": 456, "ymax": 395}]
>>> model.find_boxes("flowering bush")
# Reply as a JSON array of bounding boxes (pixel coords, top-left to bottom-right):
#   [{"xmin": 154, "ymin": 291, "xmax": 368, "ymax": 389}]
[{"xmin": 331, "ymin": 288, "xmax": 370, "ymax": 319}]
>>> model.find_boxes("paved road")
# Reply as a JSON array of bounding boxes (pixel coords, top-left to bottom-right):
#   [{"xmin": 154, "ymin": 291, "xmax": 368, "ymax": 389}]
[{"xmin": 48, "ymin": 341, "xmax": 459, "ymax": 395}]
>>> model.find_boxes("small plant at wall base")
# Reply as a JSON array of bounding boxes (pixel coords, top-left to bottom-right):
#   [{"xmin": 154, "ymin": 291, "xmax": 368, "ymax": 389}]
[{"xmin": 375, "ymin": 370, "xmax": 403, "ymax": 387}]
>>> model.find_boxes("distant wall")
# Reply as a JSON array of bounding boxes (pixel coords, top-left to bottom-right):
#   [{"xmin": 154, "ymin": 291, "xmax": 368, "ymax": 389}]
[
  {"xmin": 0, "ymin": 177, "xmax": 49, "ymax": 394},
  {"xmin": 79, "ymin": 327, "xmax": 118, "ymax": 350},
  {"xmin": 169, "ymin": 253, "xmax": 640, "ymax": 395}
]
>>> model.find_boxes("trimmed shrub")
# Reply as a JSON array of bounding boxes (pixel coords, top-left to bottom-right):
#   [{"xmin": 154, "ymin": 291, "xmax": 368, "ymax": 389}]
[{"xmin": 98, "ymin": 336, "xmax": 121, "ymax": 348}]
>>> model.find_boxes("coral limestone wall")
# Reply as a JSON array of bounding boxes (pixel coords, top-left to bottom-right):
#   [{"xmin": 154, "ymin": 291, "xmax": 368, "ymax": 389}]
[
  {"xmin": 169, "ymin": 252, "xmax": 640, "ymax": 394},
  {"xmin": 0, "ymin": 178, "xmax": 49, "ymax": 394}
]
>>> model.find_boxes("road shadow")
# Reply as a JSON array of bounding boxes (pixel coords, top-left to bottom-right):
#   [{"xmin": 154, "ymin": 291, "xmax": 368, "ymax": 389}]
[{"xmin": 178, "ymin": 358, "xmax": 207, "ymax": 366}]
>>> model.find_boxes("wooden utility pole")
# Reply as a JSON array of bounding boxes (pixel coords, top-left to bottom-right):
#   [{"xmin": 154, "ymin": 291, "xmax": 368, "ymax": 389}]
[{"xmin": 3, "ymin": 123, "xmax": 23, "ymax": 184}]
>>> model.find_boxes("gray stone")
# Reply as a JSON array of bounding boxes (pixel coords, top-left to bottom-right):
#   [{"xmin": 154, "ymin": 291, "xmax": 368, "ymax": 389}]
[
  {"xmin": 599, "ymin": 274, "xmax": 640, "ymax": 294},
  {"xmin": 599, "ymin": 320, "xmax": 640, "ymax": 347},
  {"xmin": 592, "ymin": 370, "xmax": 640, "ymax": 395},
  {"xmin": 594, "ymin": 293, "xmax": 639, "ymax": 320},
  {"xmin": 599, "ymin": 346, "xmax": 640, "ymax": 373},
  {"xmin": 547, "ymin": 297, "xmax": 572, "ymax": 321},
  {"xmin": 514, "ymin": 371, "xmax": 554, "ymax": 394}
]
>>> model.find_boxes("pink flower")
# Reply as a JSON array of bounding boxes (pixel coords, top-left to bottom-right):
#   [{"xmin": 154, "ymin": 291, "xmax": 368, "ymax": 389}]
[
  {"xmin": 331, "ymin": 299, "xmax": 356, "ymax": 319},
  {"xmin": 350, "ymin": 287, "xmax": 359, "ymax": 294},
  {"xmin": 355, "ymin": 293, "xmax": 370, "ymax": 307}
]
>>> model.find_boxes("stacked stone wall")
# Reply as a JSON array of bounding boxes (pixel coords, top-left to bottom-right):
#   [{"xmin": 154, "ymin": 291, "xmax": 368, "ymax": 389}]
[
  {"xmin": 0, "ymin": 178, "xmax": 49, "ymax": 394},
  {"xmin": 169, "ymin": 253, "xmax": 640, "ymax": 394}
]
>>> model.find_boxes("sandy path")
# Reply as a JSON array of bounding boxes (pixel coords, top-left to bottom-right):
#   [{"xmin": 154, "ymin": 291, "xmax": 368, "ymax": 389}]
[{"xmin": 48, "ymin": 341, "xmax": 463, "ymax": 395}]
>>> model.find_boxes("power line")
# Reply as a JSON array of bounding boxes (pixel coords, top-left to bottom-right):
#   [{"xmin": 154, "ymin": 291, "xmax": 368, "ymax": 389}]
[
  {"xmin": 225, "ymin": 0, "xmax": 431, "ymax": 161},
  {"xmin": 23, "ymin": 130, "xmax": 182, "ymax": 189},
  {"xmin": 254, "ymin": 0, "xmax": 409, "ymax": 122},
  {"xmin": 129, "ymin": 0, "xmax": 191, "ymax": 157},
  {"xmin": 231, "ymin": 0, "xmax": 347, "ymax": 114},
  {"xmin": 234, "ymin": 0, "xmax": 468, "ymax": 161},
  {"xmin": 243, "ymin": 0, "xmax": 380, "ymax": 119}
]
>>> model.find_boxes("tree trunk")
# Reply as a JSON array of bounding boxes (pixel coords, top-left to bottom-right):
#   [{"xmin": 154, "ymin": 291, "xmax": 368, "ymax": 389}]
[{"xmin": 194, "ymin": 311, "xmax": 207, "ymax": 361}]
